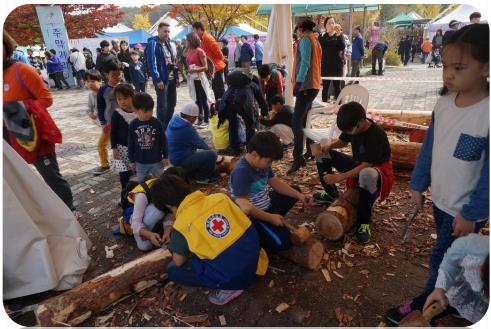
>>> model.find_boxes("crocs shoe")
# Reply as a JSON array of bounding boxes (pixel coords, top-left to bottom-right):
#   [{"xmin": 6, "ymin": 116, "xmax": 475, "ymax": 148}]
[{"xmin": 208, "ymin": 289, "xmax": 244, "ymax": 305}]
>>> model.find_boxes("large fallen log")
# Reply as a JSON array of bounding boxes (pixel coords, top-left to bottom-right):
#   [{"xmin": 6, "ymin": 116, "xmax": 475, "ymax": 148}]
[
  {"xmin": 368, "ymin": 110, "xmax": 432, "ymax": 126},
  {"xmin": 316, "ymin": 190, "xmax": 359, "ymax": 241},
  {"xmin": 279, "ymin": 237, "xmax": 324, "ymax": 270},
  {"xmin": 35, "ymin": 248, "xmax": 172, "ymax": 327},
  {"xmin": 390, "ymin": 141, "xmax": 422, "ymax": 170}
]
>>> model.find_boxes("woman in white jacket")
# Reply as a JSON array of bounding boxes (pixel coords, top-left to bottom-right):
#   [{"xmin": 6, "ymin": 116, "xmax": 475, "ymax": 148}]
[{"xmin": 68, "ymin": 48, "xmax": 87, "ymax": 88}]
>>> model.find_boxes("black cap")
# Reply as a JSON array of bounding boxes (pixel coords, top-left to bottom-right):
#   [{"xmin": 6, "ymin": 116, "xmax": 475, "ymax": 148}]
[{"xmin": 449, "ymin": 20, "xmax": 459, "ymax": 27}]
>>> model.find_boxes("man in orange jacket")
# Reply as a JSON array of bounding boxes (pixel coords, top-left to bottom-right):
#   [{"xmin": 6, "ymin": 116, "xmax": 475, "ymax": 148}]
[
  {"xmin": 420, "ymin": 37, "xmax": 432, "ymax": 64},
  {"xmin": 192, "ymin": 22, "xmax": 226, "ymax": 100}
]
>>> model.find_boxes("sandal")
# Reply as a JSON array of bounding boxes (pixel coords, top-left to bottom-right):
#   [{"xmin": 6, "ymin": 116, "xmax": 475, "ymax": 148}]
[{"xmin": 208, "ymin": 289, "xmax": 244, "ymax": 305}]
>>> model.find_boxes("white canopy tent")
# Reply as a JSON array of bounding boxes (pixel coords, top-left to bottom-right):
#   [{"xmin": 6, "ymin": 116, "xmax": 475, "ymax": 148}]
[
  {"xmin": 262, "ymin": 4, "xmax": 294, "ymax": 106},
  {"xmin": 427, "ymin": 4, "xmax": 488, "ymax": 38},
  {"xmin": 103, "ymin": 23, "xmax": 133, "ymax": 33}
]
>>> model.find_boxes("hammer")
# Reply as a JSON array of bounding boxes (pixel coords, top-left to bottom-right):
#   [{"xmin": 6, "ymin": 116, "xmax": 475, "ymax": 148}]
[
  {"xmin": 399, "ymin": 302, "xmax": 445, "ymax": 327},
  {"xmin": 282, "ymin": 220, "xmax": 311, "ymax": 245}
]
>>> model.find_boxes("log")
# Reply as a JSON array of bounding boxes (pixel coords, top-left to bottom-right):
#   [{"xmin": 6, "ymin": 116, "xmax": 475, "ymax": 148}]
[
  {"xmin": 282, "ymin": 221, "xmax": 311, "ymax": 245},
  {"xmin": 279, "ymin": 237, "xmax": 324, "ymax": 270},
  {"xmin": 35, "ymin": 248, "xmax": 172, "ymax": 327},
  {"xmin": 316, "ymin": 190, "xmax": 359, "ymax": 241},
  {"xmin": 368, "ymin": 110, "xmax": 432, "ymax": 126},
  {"xmin": 390, "ymin": 141, "xmax": 422, "ymax": 170}
]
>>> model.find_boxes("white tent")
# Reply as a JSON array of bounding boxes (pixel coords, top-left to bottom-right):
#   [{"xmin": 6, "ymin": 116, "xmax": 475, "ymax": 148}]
[
  {"xmin": 3, "ymin": 141, "xmax": 92, "ymax": 300},
  {"xmin": 103, "ymin": 23, "xmax": 133, "ymax": 33},
  {"xmin": 236, "ymin": 23, "xmax": 267, "ymax": 36},
  {"xmin": 427, "ymin": 4, "xmax": 488, "ymax": 37},
  {"xmin": 263, "ymin": 4, "xmax": 294, "ymax": 107},
  {"xmin": 407, "ymin": 11, "xmax": 423, "ymax": 20},
  {"xmin": 148, "ymin": 12, "xmax": 183, "ymax": 39}
]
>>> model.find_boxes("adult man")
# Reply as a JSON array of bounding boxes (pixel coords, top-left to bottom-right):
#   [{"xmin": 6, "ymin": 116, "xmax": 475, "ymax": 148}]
[
  {"xmin": 95, "ymin": 40, "xmax": 116, "ymax": 79},
  {"xmin": 68, "ymin": 48, "xmax": 87, "ymax": 88},
  {"xmin": 147, "ymin": 22, "xmax": 178, "ymax": 131},
  {"xmin": 239, "ymin": 35, "xmax": 254, "ymax": 69},
  {"xmin": 470, "ymin": 12, "xmax": 481, "ymax": 24},
  {"xmin": 233, "ymin": 34, "xmax": 243, "ymax": 68},
  {"xmin": 220, "ymin": 39, "xmax": 229, "ymax": 79},
  {"xmin": 402, "ymin": 35, "xmax": 412, "ymax": 66},
  {"xmin": 350, "ymin": 26, "xmax": 364, "ymax": 81},
  {"xmin": 371, "ymin": 41, "xmax": 388, "ymax": 75},
  {"xmin": 253, "ymin": 34, "xmax": 264, "ymax": 68},
  {"xmin": 192, "ymin": 22, "xmax": 226, "ymax": 100},
  {"xmin": 442, "ymin": 20, "xmax": 460, "ymax": 45},
  {"xmin": 111, "ymin": 39, "xmax": 120, "ymax": 55},
  {"xmin": 27, "ymin": 48, "xmax": 44, "ymax": 74}
]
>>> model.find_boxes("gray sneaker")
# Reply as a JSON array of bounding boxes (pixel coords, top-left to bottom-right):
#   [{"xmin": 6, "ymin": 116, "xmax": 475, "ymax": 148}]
[{"xmin": 93, "ymin": 166, "xmax": 110, "ymax": 175}]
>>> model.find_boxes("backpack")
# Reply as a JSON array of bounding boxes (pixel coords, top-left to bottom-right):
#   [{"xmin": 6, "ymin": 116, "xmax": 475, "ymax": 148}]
[
  {"xmin": 84, "ymin": 53, "xmax": 95, "ymax": 70},
  {"xmin": 115, "ymin": 179, "xmax": 152, "ymax": 236},
  {"xmin": 269, "ymin": 63, "xmax": 288, "ymax": 83},
  {"xmin": 226, "ymin": 69, "xmax": 252, "ymax": 87}
]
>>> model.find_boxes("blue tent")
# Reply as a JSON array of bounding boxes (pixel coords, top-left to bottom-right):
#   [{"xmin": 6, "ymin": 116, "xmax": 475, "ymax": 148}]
[{"xmin": 96, "ymin": 29, "xmax": 153, "ymax": 46}]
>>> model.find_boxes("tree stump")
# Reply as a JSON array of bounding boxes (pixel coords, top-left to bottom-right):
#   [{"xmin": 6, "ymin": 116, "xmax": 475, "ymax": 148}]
[
  {"xmin": 390, "ymin": 141, "xmax": 422, "ymax": 170},
  {"xmin": 279, "ymin": 237, "xmax": 324, "ymax": 270},
  {"xmin": 316, "ymin": 190, "xmax": 359, "ymax": 241}
]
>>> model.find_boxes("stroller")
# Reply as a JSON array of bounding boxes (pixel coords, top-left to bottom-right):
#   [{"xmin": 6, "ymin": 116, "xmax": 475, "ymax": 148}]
[{"xmin": 428, "ymin": 48, "xmax": 442, "ymax": 68}]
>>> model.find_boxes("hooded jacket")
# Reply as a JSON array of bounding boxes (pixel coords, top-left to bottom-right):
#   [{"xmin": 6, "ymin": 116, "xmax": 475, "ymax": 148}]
[
  {"xmin": 166, "ymin": 115, "xmax": 209, "ymax": 165},
  {"xmin": 146, "ymin": 36, "xmax": 176, "ymax": 86}
]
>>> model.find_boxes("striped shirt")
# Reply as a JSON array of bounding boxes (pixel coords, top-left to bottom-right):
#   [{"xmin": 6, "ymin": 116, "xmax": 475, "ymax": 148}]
[{"xmin": 230, "ymin": 156, "xmax": 274, "ymax": 211}]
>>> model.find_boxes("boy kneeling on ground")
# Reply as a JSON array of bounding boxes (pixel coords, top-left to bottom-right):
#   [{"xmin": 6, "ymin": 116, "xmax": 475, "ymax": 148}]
[
  {"xmin": 230, "ymin": 131, "xmax": 313, "ymax": 253},
  {"xmin": 150, "ymin": 174, "xmax": 268, "ymax": 305},
  {"xmin": 313, "ymin": 102, "xmax": 393, "ymax": 244}
]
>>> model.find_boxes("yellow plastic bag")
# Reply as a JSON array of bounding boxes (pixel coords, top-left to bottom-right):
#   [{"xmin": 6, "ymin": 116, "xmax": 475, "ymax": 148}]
[{"xmin": 210, "ymin": 115, "xmax": 229, "ymax": 150}]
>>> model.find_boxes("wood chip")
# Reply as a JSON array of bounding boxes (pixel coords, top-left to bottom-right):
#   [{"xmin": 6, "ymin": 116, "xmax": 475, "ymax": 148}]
[
  {"xmin": 268, "ymin": 280, "xmax": 275, "ymax": 288},
  {"xmin": 180, "ymin": 315, "xmax": 208, "ymax": 323},
  {"xmin": 275, "ymin": 302, "xmax": 290, "ymax": 313},
  {"xmin": 142, "ymin": 312, "xmax": 152, "ymax": 321},
  {"xmin": 332, "ymin": 270, "xmax": 344, "ymax": 279},
  {"xmin": 321, "ymin": 268, "xmax": 332, "ymax": 282},
  {"xmin": 337, "ymin": 261, "xmax": 341, "ymax": 269},
  {"xmin": 359, "ymin": 269, "xmax": 370, "ymax": 276},
  {"xmin": 89, "ymin": 188, "xmax": 95, "ymax": 194},
  {"xmin": 179, "ymin": 293, "xmax": 187, "ymax": 301},
  {"xmin": 95, "ymin": 311, "xmax": 115, "ymax": 327},
  {"xmin": 385, "ymin": 272, "xmax": 396, "ymax": 276},
  {"xmin": 219, "ymin": 315, "xmax": 227, "ymax": 326}
]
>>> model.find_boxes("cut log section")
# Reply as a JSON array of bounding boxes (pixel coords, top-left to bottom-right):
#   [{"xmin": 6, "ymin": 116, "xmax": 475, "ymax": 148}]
[
  {"xmin": 390, "ymin": 141, "xmax": 422, "ymax": 170},
  {"xmin": 279, "ymin": 237, "xmax": 324, "ymax": 270},
  {"xmin": 35, "ymin": 248, "xmax": 172, "ymax": 327},
  {"xmin": 316, "ymin": 190, "xmax": 359, "ymax": 241}
]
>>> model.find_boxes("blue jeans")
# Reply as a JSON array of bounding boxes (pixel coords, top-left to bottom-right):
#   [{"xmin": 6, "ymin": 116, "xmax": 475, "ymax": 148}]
[
  {"xmin": 411, "ymin": 206, "xmax": 487, "ymax": 310},
  {"xmin": 133, "ymin": 82, "xmax": 146, "ymax": 93},
  {"xmin": 179, "ymin": 150, "xmax": 219, "ymax": 181},
  {"xmin": 136, "ymin": 162, "xmax": 163, "ymax": 182},
  {"xmin": 292, "ymin": 89, "xmax": 318, "ymax": 162},
  {"xmin": 155, "ymin": 79, "xmax": 176, "ymax": 131},
  {"xmin": 167, "ymin": 260, "xmax": 204, "ymax": 287},
  {"xmin": 132, "ymin": 203, "xmax": 165, "ymax": 251}
]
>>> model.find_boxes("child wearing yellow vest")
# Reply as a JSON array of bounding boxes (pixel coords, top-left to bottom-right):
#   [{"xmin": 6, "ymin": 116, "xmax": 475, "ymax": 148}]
[{"xmin": 150, "ymin": 174, "xmax": 268, "ymax": 305}]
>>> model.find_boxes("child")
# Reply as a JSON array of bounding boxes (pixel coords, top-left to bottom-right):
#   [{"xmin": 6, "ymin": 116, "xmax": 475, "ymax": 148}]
[
  {"xmin": 128, "ymin": 92, "xmax": 168, "ymax": 182},
  {"xmin": 166, "ymin": 102, "xmax": 219, "ymax": 184},
  {"xmin": 230, "ymin": 131, "xmax": 312, "ymax": 253},
  {"xmin": 423, "ymin": 234, "xmax": 489, "ymax": 324},
  {"xmin": 150, "ymin": 174, "xmax": 268, "ymax": 305},
  {"xmin": 313, "ymin": 101, "xmax": 393, "ymax": 245},
  {"xmin": 84, "ymin": 69, "xmax": 102, "ymax": 122},
  {"xmin": 95, "ymin": 59, "xmax": 122, "ymax": 175},
  {"xmin": 111, "ymin": 83, "xmax": 136, "ymax": 190},
  {"xmin": 258, "ymin": 64, "xmax": 285, "ymax": 109},
  {"xmin": 129, "ymin": 50, "xmax": 147, "ymax": 93},
  {"xmin": 259, "ymin": 95, "xmax": 294, "ymax": 147},
  {"xmin": 386, "ymin": 24, "xmax": 489, "ymax": 325}
]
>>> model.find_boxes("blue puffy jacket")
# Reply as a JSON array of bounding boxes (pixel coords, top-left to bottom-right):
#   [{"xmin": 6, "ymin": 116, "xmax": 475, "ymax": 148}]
[
  {"xmin": 146, "ymin": 36, "xmax": 170, "ymax": 85},
  {"xmin": 166, "ymin": 115, "xmax": 209, "ymax": 165},
  {"xmin": 46, "ymin": 55, "xmax": 64, "ymax": 73}
]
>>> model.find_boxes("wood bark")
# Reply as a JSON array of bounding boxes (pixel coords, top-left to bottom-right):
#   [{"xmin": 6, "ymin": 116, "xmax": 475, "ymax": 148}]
[
  {"xmin": 368, "ymin": 110, "xmax": 432, "ymax": 126},
  {"xmin": 279, "ymin": 237, "xmax": 324, "ymax": 270},
  {"xmin": 316, "ymin": 190, "xmax": 359, "ymax": 241},
  {"xmin": 390, "ymin": 141, "xmax": 422, "ymax": 170},
  {"xmin": 35, "ymin": 248, "xmax": 172, "ymax": 327}
]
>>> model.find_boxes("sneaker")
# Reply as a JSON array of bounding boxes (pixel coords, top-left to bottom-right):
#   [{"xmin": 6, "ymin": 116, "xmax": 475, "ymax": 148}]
[
  {"xmin": 385, "ymin": 300, "xmax": 414, "ymax": 325},
  {"xmin": 286, "ymin": 158, "xmax": 307, "ymax": 174},
  {"xmin": 208, "ymin": 289, "xmax": 244, "ymax": 305},
  {"xmin": 313, "ymin": 191, "xmax": 336, "ymax": 204},
  {"xmin": 93, "ymin": 166, "xmax": 110, "ymax": 175},
  {"xmin": 356, "ymin": 224, "xmax": 371, "ymax": 244}
]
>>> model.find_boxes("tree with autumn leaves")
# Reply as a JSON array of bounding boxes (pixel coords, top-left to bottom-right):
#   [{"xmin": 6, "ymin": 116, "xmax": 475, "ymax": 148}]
[
  {"xmin": 5, "ymin": 4, "xmax": 124, "ymax": 45},
  {"xmin": 169, "ymin": 4, "xmax": 265, "ymax": 40}
]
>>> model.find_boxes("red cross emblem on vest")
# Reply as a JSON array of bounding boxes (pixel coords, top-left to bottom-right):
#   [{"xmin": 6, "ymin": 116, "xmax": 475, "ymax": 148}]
[{"xmin": 206, "ymin": 213, "xmax": 230, "ymax": 238}]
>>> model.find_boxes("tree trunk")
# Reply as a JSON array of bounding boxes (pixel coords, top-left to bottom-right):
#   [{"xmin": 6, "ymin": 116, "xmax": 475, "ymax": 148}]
[
  {"xmin": 35, "ymin": 248, "xmax": 172, "ymax": 327},
  {"xmin": 390, "ymin": 141, "xmax": 422, "ymax": 170},
  {"xmin": 279, "ymin": 237, "xmax": 324, "ymax": 270},
  {"xmin": 368, "ymin": 110, "xmax": 432, "ymax": 126},
  {"xmin": 316, "ymin": 190, "xmax": 359, "ymax": 241}
]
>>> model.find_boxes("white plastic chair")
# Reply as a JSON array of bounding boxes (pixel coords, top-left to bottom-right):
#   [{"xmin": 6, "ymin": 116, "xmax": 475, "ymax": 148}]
[{"xmin": 303, "ymin": 84, "xmax": 369, "ymax": 143}]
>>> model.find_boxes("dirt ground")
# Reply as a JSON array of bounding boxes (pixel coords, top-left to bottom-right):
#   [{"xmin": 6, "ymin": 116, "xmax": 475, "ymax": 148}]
[{"xmin": 7, "ymin": 146, "xmax": 476, "ymax": 327}]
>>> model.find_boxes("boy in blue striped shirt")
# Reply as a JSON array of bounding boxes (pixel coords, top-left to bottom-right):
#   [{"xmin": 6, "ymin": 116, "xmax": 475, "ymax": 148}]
[{"xmin": 230, "ymin": 132, "xmax": 313, "ymax": 252}]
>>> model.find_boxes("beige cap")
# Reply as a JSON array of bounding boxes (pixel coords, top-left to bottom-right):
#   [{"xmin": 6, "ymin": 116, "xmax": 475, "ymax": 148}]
[{"xmin": 180, "ymin": 101, "xmax": 199, "ymax": 117}]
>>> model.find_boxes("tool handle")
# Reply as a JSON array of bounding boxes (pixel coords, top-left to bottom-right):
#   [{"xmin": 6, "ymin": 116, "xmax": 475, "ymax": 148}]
[
  {"xmin": 422, "ymin": 302, "xmax": 445, "ymax": 322},
  {"xmin": 282, "ymin": 220, "xmax": 297, "ymax": 232}
]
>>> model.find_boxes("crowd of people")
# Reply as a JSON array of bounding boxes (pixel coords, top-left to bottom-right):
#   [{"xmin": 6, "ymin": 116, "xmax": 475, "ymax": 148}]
[{"xmin": 2, "ymin": 13, "xmax": 489, "ymax": 322}]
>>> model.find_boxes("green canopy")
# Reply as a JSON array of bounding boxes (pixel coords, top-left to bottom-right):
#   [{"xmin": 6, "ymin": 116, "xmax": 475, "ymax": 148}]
[
  {"xmin": 386, "ymin": 12, "xmax": 414, "ymax": 25},
  {"xmin": 256, "ymin": 4, "xmax": 379, "ymax": 16}
]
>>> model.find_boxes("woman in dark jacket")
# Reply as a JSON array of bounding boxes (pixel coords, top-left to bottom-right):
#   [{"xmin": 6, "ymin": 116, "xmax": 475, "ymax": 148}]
[
  {"xmin": 319, "ymin": 16, "xmax": 345, "ymax": 102},
  {"xmin": 118, "ymin": 40, "xmax": 132, "ymax": 83}
]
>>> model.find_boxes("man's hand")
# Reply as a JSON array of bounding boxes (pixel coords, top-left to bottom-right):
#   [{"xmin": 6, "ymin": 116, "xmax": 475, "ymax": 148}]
[
  {"xmin": 410, "ymin": 189, "xmax": 424, "ymax": 209},
  {"xmin": 452, "ymin": 213, "xmax": 475, "ymax": 237},
  {"xmin": 323, "ymin": 173, "xmax": 345, "ymax": 185},
  {"xmin": 175, "ymin": 79, "xmax": 180, "ymax": 88},
  {"xmin": 269, "ymin": 214, "xmax": 284, "ymax": 227},
  {"xmin": 157, "ymin": 81, "xmax": 165, "ymax": 90},
  {"xmin": 423, "ymin": 288, "xmax": 448, "ymax": 311},
  {"xmin": 112, "ymin": 148, "xmax": 120, "ymax": 160}
]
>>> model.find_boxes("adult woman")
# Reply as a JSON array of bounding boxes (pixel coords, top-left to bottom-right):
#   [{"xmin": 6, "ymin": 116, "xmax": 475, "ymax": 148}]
[
  {"xmin": 288, "ymin": 19, "xmax": 322, "ymax": 174},
  {"xmin": 319, "ymin": 16, "xmax": 345, "ymax": 102},
  {"xmin": 45, "ymin": 50, "xmax": 70, "ymax": 90},
  {"xmin": 118, "ymin": 40, "xmax": 132, "ymax": 83},
  {"xmin": 3, "ymin": 30, "xmax": 78, "ymax": 218},
  {"xmin": 432, "ymin": 29, "xmax": 443, "ymax": 52},
  {"xmin": 185, "ymin": 32, "xmax": 214, "ymax": 127}
]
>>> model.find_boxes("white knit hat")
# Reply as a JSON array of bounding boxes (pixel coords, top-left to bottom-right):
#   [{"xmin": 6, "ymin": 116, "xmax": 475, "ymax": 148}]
[{"xmin": 180, "ymin": 101, "xmax": 199, "ymax": 117}]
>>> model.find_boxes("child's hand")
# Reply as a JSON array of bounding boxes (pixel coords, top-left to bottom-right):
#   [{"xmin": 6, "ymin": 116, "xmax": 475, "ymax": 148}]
[
  {"xmin": 269, "ymin": 214, "xmax": 284, "ymax": 227},
  {"xmin": 410, "ymin": 189, "xmax": 424, "ymax": 209},
  {"xmin": 129, "ymin": 163, "xmax": 136, "ymax": 172},
  {"xmin": 452, "ymin": 213, "xmax": 475, "ymax": 237},
  {"xmin": 112, "ymin": 149, "xmax": 120, "ymax": 160},
  {"xmin": 162, "ymin": 226, "xmax": 172, "ymax": 244},
  {"xmin": 88, "ymin": 112, "xmax": 97, "ymax": 120},
  {"xmin": 299, "ymin": 194, "xmax": 315, "ymax": 207},
  {"xmin": 323, "ymin": 173, "xmax": 344, "ymax": 184},
  {"xmin": 424, "ymin": 288, "xmax": 448, "ymax": 311},
  {"xmin": 321, "ymin": 143, "xmax": 332, "ymax": 154},
  {"xmin": 148, "ymin": 232, "xmax": 163, "ymax": 247}
]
